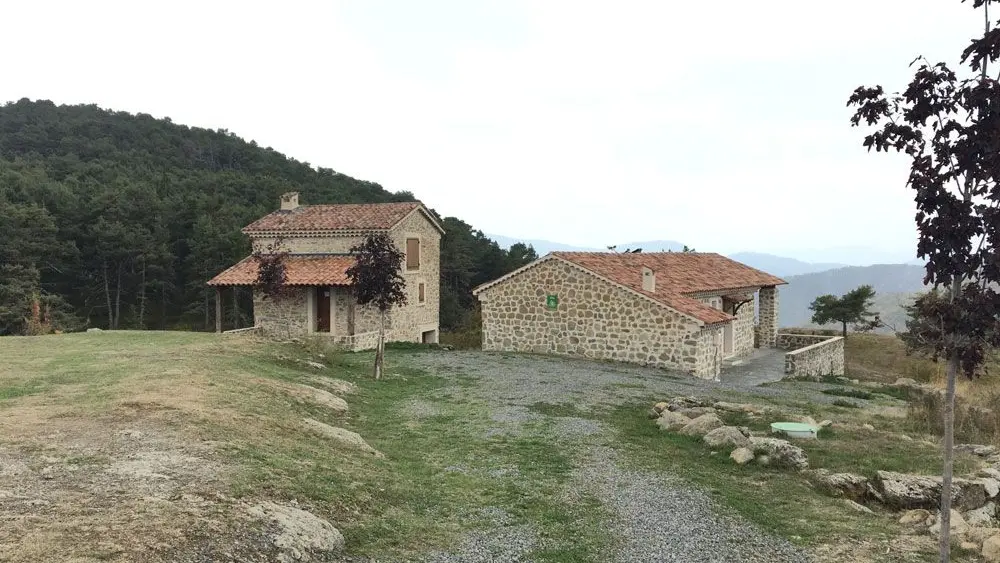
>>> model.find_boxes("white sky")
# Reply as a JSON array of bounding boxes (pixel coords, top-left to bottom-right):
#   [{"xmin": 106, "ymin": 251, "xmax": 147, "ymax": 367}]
[{"xmin": 0, "ymin": 0, "xmax": 984, "ymax": 263}]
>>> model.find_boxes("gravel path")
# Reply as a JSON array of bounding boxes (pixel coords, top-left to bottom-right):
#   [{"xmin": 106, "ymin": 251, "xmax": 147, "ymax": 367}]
[{"xmin": 407, "ymin": 350, "xmax": 819, "ymax": 563}]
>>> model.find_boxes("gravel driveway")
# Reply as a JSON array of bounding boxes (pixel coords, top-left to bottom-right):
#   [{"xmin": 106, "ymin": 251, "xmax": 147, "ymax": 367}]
[{"xmin": 407, "ymin": 351, "xmax": 815, "ymax": 563}]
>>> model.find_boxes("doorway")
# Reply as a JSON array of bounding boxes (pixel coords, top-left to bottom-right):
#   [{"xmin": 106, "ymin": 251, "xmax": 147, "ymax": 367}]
[
  {"xmin": 421, "ymin": 329, "xmax": 438, "ymax": 344},
  {"xmin": 723, "ymin": 322, "xmax": 734, "ymax": 357},
  {"xmin": 316, "ymin": 287, "xmax": 331, "ymax": 332}
]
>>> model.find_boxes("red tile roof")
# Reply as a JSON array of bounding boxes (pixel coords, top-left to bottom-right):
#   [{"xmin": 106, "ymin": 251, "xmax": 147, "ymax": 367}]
[
  {"xmin": 551, "ymin": 252, "xmax": 786, "ymax": 324},
  {"xmin": 207, "ymin": 255, "xmax": 355, "ymax": 286},
  {"xmin": 242, "ymin": 202, "xmax": 425, "ymax": 233}
]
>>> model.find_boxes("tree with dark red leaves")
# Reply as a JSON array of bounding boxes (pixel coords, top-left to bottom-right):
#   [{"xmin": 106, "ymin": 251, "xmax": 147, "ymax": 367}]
[
  {"xmin": 848, "ymin": 1, "xmax": 1000, "ymax": 559},
  {"xmin": 346, "ymin": 232, "xmax": 407, "ymax": 380}
]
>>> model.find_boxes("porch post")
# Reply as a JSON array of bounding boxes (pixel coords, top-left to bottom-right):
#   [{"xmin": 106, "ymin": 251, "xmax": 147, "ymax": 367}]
[
  {"xmin": 215, "ymin": 287, "xmax": 222, "ymax": 333},
  {"xmin": 758, "ymin": 286, "xmax": 778, "ymax": 347}
]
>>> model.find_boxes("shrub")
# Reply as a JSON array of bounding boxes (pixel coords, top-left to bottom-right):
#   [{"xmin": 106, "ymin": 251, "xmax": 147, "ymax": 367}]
[
  {"xmin": 831, "ymin": 399, "xmax": 861, "ymax": 409},
  {"xmin": 821, "ymin": 387, "xmax": 874, "ymax": 401},
  {"xmin": 907, "ymin": 389, "xmax": 1000, "ymax": 444}
]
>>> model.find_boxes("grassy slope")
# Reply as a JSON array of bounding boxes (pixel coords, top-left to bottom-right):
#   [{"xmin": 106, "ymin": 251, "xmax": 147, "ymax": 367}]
[
  {"xmin": 1, "ymin": 331, "xmax": 989, "ymax": 563},
  {"xmin": 0, "ymin": 332, "xmax": 605, "ymax": 562}
]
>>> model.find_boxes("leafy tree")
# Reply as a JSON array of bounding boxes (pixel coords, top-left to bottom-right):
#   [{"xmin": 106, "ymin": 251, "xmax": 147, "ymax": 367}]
[
  {"xmin": 847, "ymin": 1, "xmax": 1000, "ymax": 557},
  {"xmin": 346, "ymin": 232, "xmax": 407, "ymax": 379},
  {"xmin": 808, "ymin": 285, "xmax": 878, "ymax": 338},
  {"xmin": 251, "ymin": 235, "xmax": 289, "ymax": 301}
]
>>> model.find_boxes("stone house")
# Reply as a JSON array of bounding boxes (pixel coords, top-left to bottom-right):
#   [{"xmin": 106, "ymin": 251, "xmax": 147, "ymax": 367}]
[
  {"xmin": 472, "ymin": 251, "xmax": 787, "ymax": 379},
  {"xmin": 208, "ymin": 192, "xmax": 443, "ymax": 349}
]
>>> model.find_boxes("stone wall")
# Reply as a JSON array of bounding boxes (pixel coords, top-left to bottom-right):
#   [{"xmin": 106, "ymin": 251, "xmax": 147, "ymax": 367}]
[
  {"xmin": 387, "ymin": 209, "xmax": 441, "ymax": 343},
  {"xmin": 758, "ymin": 286, "xmax": 779, "ymax": 347},
  {"xmin": 252, "ymin": 235, "xmax": 366, "ymax": 255},
  {"xmin": 777, "ymin": 333, "xmax": 846, "ymax": 378},
  {"xmin": 477, "ymin": 258, "xmax": 722, "ymax": 379},
  {"xmin": 692, "ymin": 288, "xmax": 757, "ymax": 359},
  {"xmin": 776, "ymin": 333, "xmax": 832, "ymax": 351},
  {"xmin": 253, "ymin": 287, "xmax": 310, "ymax": 339}
]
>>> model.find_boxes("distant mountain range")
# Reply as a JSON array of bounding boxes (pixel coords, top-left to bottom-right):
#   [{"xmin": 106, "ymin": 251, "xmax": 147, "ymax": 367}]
[{"xmin": 778, "ymin": 264, "xmax": 929, "ymax": 332}]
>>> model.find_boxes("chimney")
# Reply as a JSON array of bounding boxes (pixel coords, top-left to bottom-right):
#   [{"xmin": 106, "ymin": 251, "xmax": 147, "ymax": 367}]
[
  {"xmin": 641, "ymin": 267, "xmax": 656, "ymax": 292},
  {"xmin": 280, "ymin": 191, "xmax": 300, "ymax": 211}
]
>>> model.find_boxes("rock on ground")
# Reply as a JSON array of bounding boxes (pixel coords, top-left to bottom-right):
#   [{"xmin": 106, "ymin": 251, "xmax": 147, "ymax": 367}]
[
  {"xmin": 984, "ymin": 534, "xmax": 1000, "ymax": 562},
  {"xmin": 807, "ymin": 469, "xmax": 869, "ymax": 502},
  {"xmin": 703, "ymin": 426, "xmax": 750, "ymax": 449},
  {"xmin": 730, "ymin": 447, "xmax": 754, "ymax": 465},
  {"xmin": 655, "ymin": 411, "xmax": 690, "ymax": 432},
  {"xmin": 302, "ymin": 418, "xmax": 383, "ymax": 458},
  {"xmin": 678, "ymin": 413, "xmax": 724, "ymax": 437},
  {"xmin": 247, "ymin": 501, "xmax": 344, "ymax": 562},
  {"xmin": 296, "ymin": 385, "xmax": 348, "ymax": 413},
  {"xmin": 748, "ymin": 437, "xmax": 808, "ymax": 470},
  {"xmin": 967, "ymin": 502, "xmax": 998, "ymax": 528},
  {"xmin": 899, "ymin": 509, "xmax": 932, "ymax": 527},
  {"xmin": 872, "ymin": 470, "xmax": 988, "ymax": 511},
  {"xmin": 930, "ymin": 509, "xmax": 968, "ymax": 537}
]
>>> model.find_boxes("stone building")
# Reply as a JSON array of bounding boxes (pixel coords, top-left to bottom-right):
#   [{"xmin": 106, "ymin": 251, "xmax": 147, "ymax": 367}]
[
  {"xmin": 208, "ymin": 192, "xmax": 443, "ymax": 349},
  {"xmin": 472, "ymin": 252, "xmax": 787, "ymax": 380}
]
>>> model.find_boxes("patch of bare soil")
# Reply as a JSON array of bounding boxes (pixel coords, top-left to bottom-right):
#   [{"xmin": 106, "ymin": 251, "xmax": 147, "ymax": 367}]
[
  {"xmin": 252, "ymin": 378, "xmax": 349, "ymax": 413},
  {"xmin": 811, "ymin": 534, "xmax": 938, "ymax": 563},
  {"xmin": 0, "ymin": 390, "xmax": 339, "ymax": 562}
]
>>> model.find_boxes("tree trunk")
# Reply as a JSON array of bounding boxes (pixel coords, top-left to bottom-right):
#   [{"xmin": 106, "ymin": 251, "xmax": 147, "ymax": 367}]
[
  {"xmin": 841, "ymin": 321, "xmax": 847, "ymax": 338},
  {"xmin": 204, "ymin": 290, "xmax": 210, "ymax": 331},
  {"xmin": 114, "ymin": 263, "xmax": 122, "ymax": 330},
  {"xmin": 374, "ymin": 310, "xmax": 386, "ymax": 380},
  {"xmin": 103, "ymin": 260, "xmax": 113, "ymax": 329},
  {"xmin": 138, "ymin": 257, "xmax": 146, "ymax": 330},
  {"xmin": 939, "ymin": 276, "xmax": 963, "ymax": 562}
]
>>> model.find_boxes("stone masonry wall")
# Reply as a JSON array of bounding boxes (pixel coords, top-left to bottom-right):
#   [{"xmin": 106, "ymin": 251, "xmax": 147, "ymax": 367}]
[
  {"xmin": 693, "ymin": 288, "xmax": 757, "ymax": 359},
  {"xmin": 252, "ymin": 235, "xmax": 366, "ymax": 255},
  {"xmin": 757, "ymin": 286, "xmax": 779, "ymax": 347},
  {"xmin": 253, "ymin": 287, "xmax": 310, "ymax": 339},
  {"xmin": 387, "ymin": 209, "xmax": 441, "ymax": 343},
  {"xmin": 477, "ymin": 258, "xmax": 721, "ymax": 379},
  {"xmin": 775, "ymin": 333, "xmax": 832, "ymax": 351},
  {"xmin": 783, "ymin": 335, "xmax": 845, "ymax": 378}
]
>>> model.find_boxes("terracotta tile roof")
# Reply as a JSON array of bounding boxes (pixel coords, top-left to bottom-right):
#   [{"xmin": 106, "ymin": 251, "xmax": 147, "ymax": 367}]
[
  {"xmin": 550, "ymin": 252, "xmax": 787, "ymax": 324},
  {"xmin": 207, "ymin": 255, "xmax": 355, "ymax": 286},
  {"xmin": 242, "ymin": 202, "xmax": 424, "ymax": 233}
]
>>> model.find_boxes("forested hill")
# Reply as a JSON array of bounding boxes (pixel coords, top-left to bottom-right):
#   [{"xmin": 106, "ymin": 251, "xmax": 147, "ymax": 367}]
[{"xmin": 0, "ymin": 98, "xmax": 536, "ymax": 335}]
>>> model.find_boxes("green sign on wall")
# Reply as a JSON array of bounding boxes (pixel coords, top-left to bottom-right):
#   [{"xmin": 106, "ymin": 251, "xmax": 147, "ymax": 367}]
[{"xmin": 546, "ymin": 294, "xmax": 559, "ymax": 310}]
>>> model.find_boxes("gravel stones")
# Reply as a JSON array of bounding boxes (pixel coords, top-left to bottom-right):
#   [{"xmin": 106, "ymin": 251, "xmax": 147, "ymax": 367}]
[{"xmin": 574, "ymin": 446, "xmax": 808, "ymax": 563}]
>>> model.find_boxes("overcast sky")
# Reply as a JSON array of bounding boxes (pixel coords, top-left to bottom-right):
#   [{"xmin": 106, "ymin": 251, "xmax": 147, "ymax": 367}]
[{"xmin": 1, "ymin": 1, "xmax": 984, "ymax": 264}]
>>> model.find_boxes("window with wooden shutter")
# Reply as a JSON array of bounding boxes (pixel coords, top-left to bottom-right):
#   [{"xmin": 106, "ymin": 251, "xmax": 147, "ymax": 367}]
[
  {"xmin": 418, "ymin": 283, "xmax": 425, "ymax": 303},
  {"xmin": 406, "ymin": 238, "xmax": 420, "ymax": 270}
]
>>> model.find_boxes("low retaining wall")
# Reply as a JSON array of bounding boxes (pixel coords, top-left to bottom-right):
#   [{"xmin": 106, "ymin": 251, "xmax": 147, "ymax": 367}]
[{"xmin": 776, "ymin": 333, "xmax": 845, "ymax": 378}]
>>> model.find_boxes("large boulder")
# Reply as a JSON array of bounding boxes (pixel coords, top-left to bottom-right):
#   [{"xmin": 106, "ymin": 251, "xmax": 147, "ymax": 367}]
[
  {"xmin": 678, "ymin": 413, "xmax": 725, "ymax": 437},
  {"xmin": 655, "ymin": 411, "xmax": 691, "ymax": 432},
  {"xmin": 899, "ymin": 509, "xmax": 932, "ymax": 527},
  {"xmin": 958, "ymin": 444, "xmax": 999, "ymax": 458},
  {"xmin": 247, "ymin": 501, "xmax": 345, "ymax": 562},
  {"xmin": 871, "ymin": 471, "xmax": 988, "ymax": 511},
  {"xmin": 807, "ymin": 469, "xmax": 869, "ymax": 502},
  {"xmin": 703, "ymin": 426, "xmax": 750, "ymax": 449},
  {"xmin": 749, "ymin": 437, "xmax": 808, "ymax": 470}
]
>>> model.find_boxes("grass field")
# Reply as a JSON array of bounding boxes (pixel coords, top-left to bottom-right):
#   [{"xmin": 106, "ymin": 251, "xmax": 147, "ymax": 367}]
[{"xmin": 0, "ymin": 330, "xmax": 990, "ymax": 562}]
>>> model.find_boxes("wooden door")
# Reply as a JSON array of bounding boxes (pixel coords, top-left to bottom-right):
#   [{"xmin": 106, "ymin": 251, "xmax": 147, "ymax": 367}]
[{"xmin": 316, "ymin": 287, "xmax": 331, "ymax": 332}]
